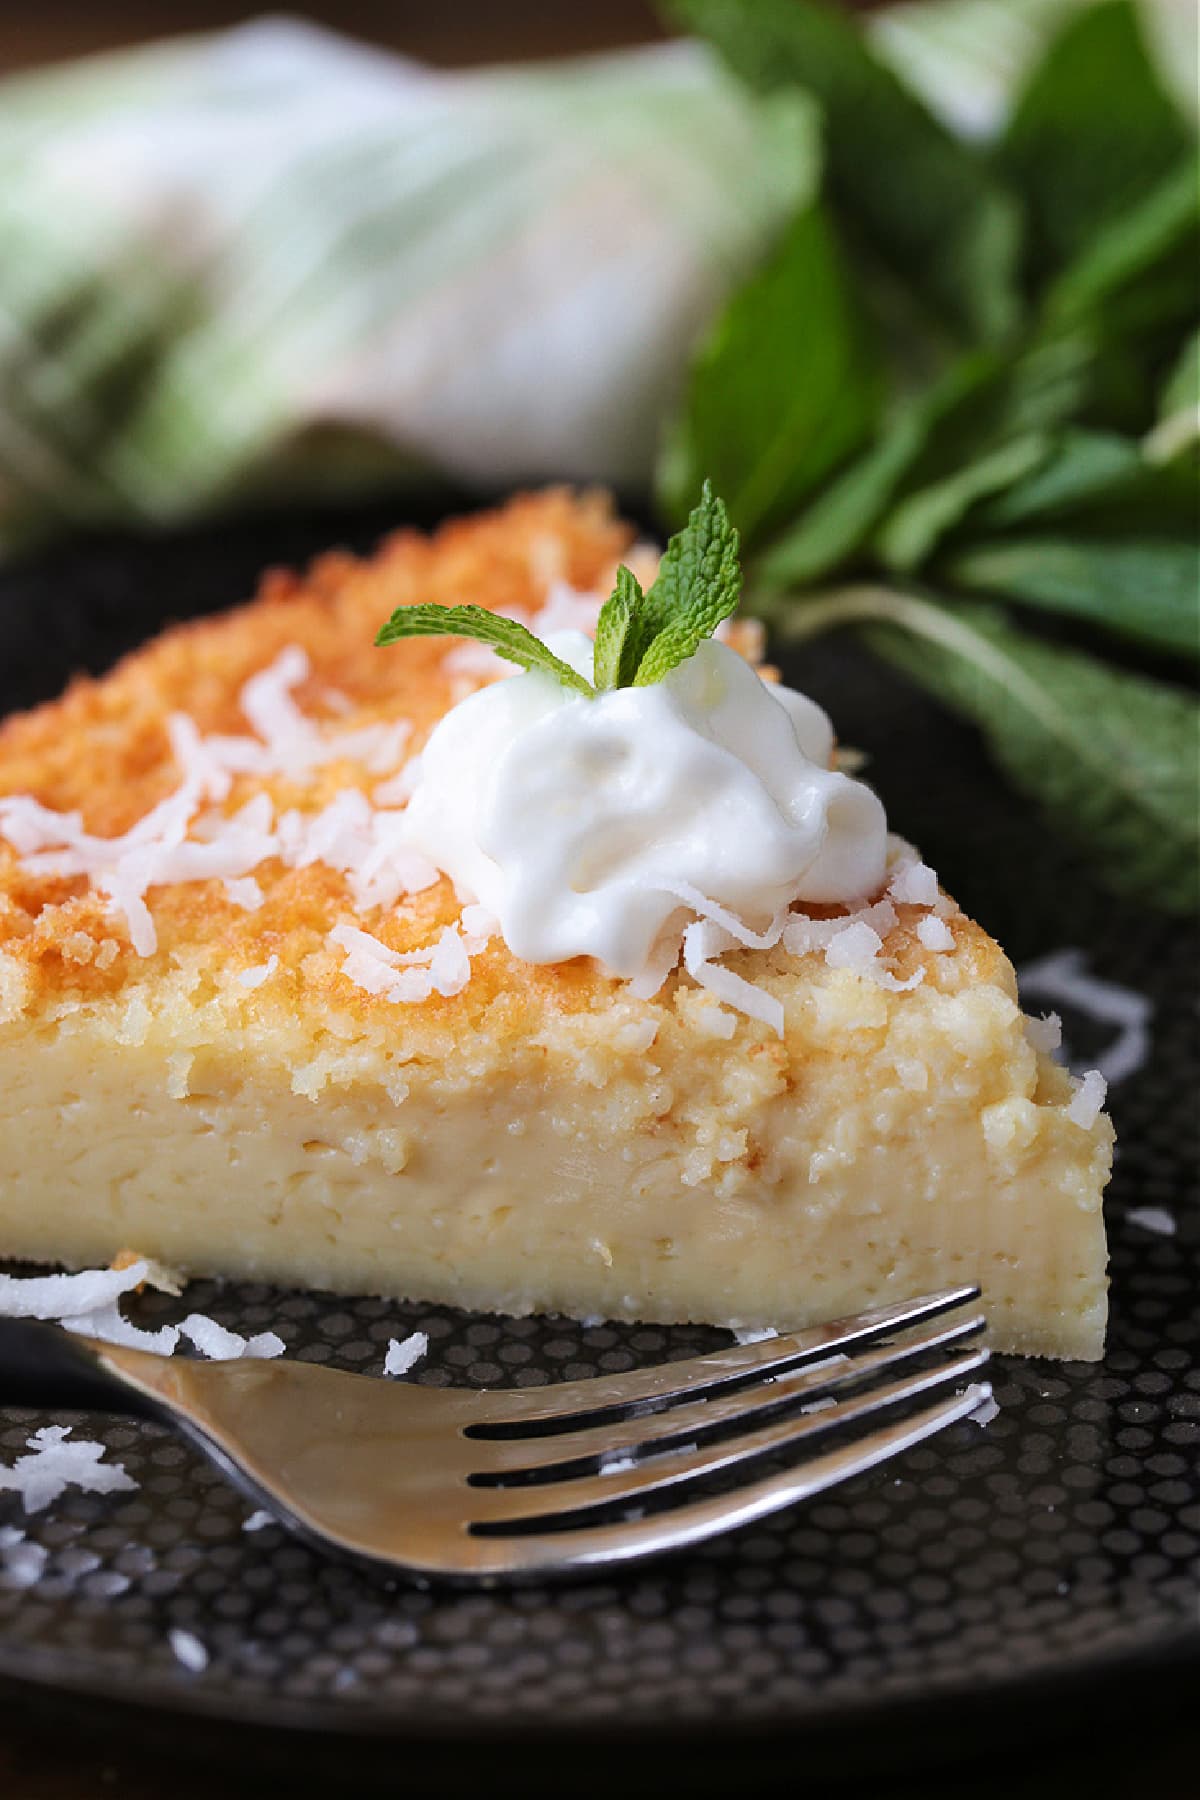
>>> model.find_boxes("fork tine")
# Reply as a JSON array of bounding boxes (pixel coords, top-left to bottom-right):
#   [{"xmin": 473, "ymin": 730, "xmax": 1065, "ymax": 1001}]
[
  {"xmin": 464, "ymin": 1382, "xmax": 990, "ymax": 1577},
  {"xmin": 470, "ymin": 1346, "xmax": 989, "ymax": 1527},
  {"xmin": 469, "ymin": 1308, "xmax": 985, "ymax": 1478},
  {"xmin": 465, "ymin": 1286, "xmax": 981, "ymax": 1434}
]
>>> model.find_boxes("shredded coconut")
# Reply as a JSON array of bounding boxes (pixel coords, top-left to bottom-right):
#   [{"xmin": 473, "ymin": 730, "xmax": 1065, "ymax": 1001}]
[
  {"xmin": 0, "ymin": 1262, "xmax": 284, "ymax": 1363},
  {"xmin": 0, "ymin": 647, "xmax": 423, "ymax": 957},
  {"xmin": 732, "ymin": 1326, "xmax": 778, "ymax": 1345},
  {"xmin": 223, "ymin": 876, "xmax": 264, "ymax": 911},
  {"xmin": 783, "ymin": 896, "xmax": 924, "ymax": 993},
  {"xmin": 1019, "ymin": 948, "xmax": 1152, "ymax": 1086},
  {"xmin": 1126, "ymin": 1206, "xmax": 1176, "ymax": 1237},
  {"xmin": 237, "ymin": 956, "xmax": 278, "ymax": 990},
  {"xmin": 0, "ymin": 1259, "xmax": 162, "ymax": 1321},
  {"xmin": 916, "ymin": 915, "xmax": 954, "ymax": 953},
  {"xmin": 889, "ymin": 859, "xmax": 939, "ymax": 907},
  {"xmin": 383, "ymin": 1331, "xmax": 429, "ymax": 1377},
  {"xmin": 333, "ymin": 920, "xmax": 479, "ymax": 1006},
  {"xmin": 967, "ymin": 1389, "xmax": 1000, "ymax": 1429},
  {"xmin": 598, "ymin": 1452, "xmax": 639, "ymax": 1476},
  {"xmin": 683, "ymin": 919, "xmax": 785, "ymax": 1038},
  {"xmin": 627, "ymin": 927, "xmax": 685, "ymax": 1001},
  {"xmin": 0, "ymin": 1536, "xmax": 48, "ymax": 1589},
  {"xmin": 1066, "ymin": 1068, "xmax": 1107, "ymax": 1129},
  {"xmin": 372, "ymin": 760, "xmax": 422, "ymax": 808},
  {"xmin": 1024, "ymin": 1011, "xmax": 1063, "ymax": 1055},
  {"xmin": 242, "ymin": 1509, "xmax": 276, "ymax": 1533},
  {"xmin": 58, "ymin": 1303, "xmax": 180, "ymax": 1355},
  {"xmin": 168, "ymin": 1628, "xmax": 209, "ymax": 1673},
  {"xmin": 178, "ymin": 1315, "xmax": 285, "ymax": 1361},
  {"xmin": 0, "ymin": 1426, "xmax": 136, "ymax": 1515}
]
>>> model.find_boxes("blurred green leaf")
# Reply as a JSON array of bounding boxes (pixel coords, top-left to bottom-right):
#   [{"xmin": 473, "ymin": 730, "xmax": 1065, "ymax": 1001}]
[
  {"xmin": 784, "ymin": 587, "xmax": 1200, "ymax": 910},
  {"xmin": 1146, "ymin": 327, "xmax": 1200, "ymax": 462},
  {"xmin": 974, "ymin": 428, "xmax": 1145, "ymax": 526},
  {"xmin": 664, "ymin": 0, "xmax": 1023, "ymax": 344},
  {"xmin": 997, "ymin": 1, "xmax": 1193, "ymax": 285},
  {"xmin": 751, "ymin": 351, "xmax": 996, "ymax": 591},
  {"xmin": 656, "ymin": 202, "xmax": 878, "ymax": 542},
  {"xmin": 975, "ymin": 427, "xmax": 1197, "ymax": 530},
  {"xmin": 1047, "ymin": 158, "xmax": 1199, "ymax": 328},
  {"xmin": 941, "ymin": 535, "xmax": 1200, "ymax": 657},
  {"xmin": 876, "ymin": 432, "xmax": 1051, "ymax": 572}
]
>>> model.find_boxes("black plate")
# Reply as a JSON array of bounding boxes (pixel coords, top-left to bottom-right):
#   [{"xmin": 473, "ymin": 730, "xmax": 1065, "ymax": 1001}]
[{"xmin": 1, "ymin": 502, "xmax": 1197, "ymax": 1769}]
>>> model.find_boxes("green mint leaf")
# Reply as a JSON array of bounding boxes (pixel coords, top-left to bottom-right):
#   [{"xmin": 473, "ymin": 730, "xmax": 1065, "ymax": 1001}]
[
  {"xmin": 782, "ymin": 587, "xmax": 1200, "ymax": 912},
  {"xmin": 754, "ymin": 334, "xmax": 1091, "ymax": 596},
  {"xmin": 665, "ymin": 0, "xmax": 1023, "ymax": 345},
  {"xmin": 876, "ymin": 433, "xmax": 1052, "ymax": 573},
  {"xmin": 752, "ymin": 350, "xmax": 996, "ymax": 593},
  {"xmin": 656, "ymin": 201, "xmax": 880, "ymax": 546},
  {"xmin": 974, "ymin": 429, "xmax": 1148, "ymax": 528},
  {"xmin": 972, "ymin": 428, "xmax": 1196, "ymax": 534},
  {"xmin": 942, "ymin": 536, "xmax": 1200, "ymax": 660},
  {"xmin": 1146, "ymin": 327, "xmax": 1200, "ymax": 463},
  {"xmin": 375, "ymin": 605, "xmax": 594, "ymax": 695},
  {"xmin": 631, "ymin": 481, "xmax": 742, "ymax": 684},
  {"xmin": 1047, "ymin": 159, "xmax": 1199, "ymax": 328},
  {"xmin": 592, "ymin": 565, "xmax": 643, "ymax": 690},
  {"xmin": 996, "ymin": 1, "xmax": 1192, "ymax": 285}
]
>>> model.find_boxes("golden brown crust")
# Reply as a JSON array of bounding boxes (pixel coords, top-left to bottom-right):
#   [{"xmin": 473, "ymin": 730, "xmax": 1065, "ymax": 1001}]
[
  {"xmin": 0, "ymin": 487, "xmax": 985, "ymax": 1035},
  {"xmin": 0, "ymin": 490, "xmax": 634, "ymax": 1010}
]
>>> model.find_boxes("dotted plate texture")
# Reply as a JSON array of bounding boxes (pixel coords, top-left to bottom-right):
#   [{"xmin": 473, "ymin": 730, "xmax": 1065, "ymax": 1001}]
[{"xmin": 0, "ymin": 502, "xmax": 1197, "ymax": 1750}]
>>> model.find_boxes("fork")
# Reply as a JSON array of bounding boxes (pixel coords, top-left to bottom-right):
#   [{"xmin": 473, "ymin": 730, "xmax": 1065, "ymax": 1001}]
[{"xmin": 1, "ymin": 1287, "xmax": 988, "ymax": 1584}]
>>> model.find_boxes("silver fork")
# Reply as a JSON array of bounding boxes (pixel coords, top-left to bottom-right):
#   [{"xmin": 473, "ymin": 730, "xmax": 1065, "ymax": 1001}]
[{"xmin": 1, "ymin": 1287, "xmax": 988, "ymax": 1584}]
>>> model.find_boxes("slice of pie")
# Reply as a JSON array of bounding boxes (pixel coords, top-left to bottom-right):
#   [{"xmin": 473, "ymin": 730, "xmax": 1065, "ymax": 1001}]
[{"xmin": 0, "ymin": 491, "xmax": 1111, "ymax": 1358}]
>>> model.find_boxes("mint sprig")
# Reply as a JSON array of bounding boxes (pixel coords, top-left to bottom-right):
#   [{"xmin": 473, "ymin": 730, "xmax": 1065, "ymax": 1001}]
[
  {"xmin": 374, "ymin": 604, "xmax": 594, "ymax": 695},
  {"xmin": 376, "ymin": 480, "xmax": 742, "ymax": 695},
  {"xmin": 656, "ymin": 0, "xmax": 1199, "ymax": 915}
]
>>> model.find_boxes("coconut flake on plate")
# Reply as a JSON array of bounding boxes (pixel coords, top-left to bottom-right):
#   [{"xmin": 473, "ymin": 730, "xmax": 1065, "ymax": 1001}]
[
  {"xmin": 1126, "ymin": 1206, "xmax": 1176, "ymax": 1237},
  {"xmin": 383, "ymin": 1331, "xmax": 429, "ymax": 1377},
  {"xmin": 178, "ymin": 1315, "xmax": 285, "ymax": 1361},
  {"xmin": 0, "ymin": 1426, "xmax": 136, "ymax": 1515},
  {"xmin": 0, "ymin": 1536, "xmax": 48, "ymax": 1589},
  {"xmin": 967, "ymin": 1389, "xmax": 1000, "ymax": 1429},
  {"xmin": 168, "ymin": 1628, "xmax": 209, "ymax": 1673},
  {"xmin": 0, "ymin": 1259, "xmax": 164, "ymax": 1321}
]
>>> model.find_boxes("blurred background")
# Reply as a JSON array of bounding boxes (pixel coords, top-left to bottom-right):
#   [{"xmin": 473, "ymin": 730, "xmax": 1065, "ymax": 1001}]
[{"xmin": 0, "ymin": 2, "xmax": 671, "ymax": 72}]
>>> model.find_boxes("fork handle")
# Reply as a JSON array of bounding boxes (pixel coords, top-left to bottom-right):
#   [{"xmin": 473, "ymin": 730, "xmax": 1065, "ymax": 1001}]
[{"xmin": 0, "ymin": 1317, "xmax": 163, "ymax": 1420}]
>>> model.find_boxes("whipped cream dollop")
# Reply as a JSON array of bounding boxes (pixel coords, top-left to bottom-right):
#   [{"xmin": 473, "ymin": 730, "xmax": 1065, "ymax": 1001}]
[{"xmin": 400, "ymin": 632, "xmax": 888, "ymax": 982}]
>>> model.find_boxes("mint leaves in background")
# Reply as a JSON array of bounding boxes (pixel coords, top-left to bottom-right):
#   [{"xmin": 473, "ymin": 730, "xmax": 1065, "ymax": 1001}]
[
  {"xmin": 659, "ymin": 0, "xmax": 1199, "ymax": 911},
  {"xmin": 377, "ymin": 483, "xmax": 742, "ymax": 696},
  {"xmin": 785, "ymin": 589, "xmax": 1199, "ymax": 913},
  {"xmin": 657, "ymin": 204, "xmax": 880, "ymax": 545}
]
